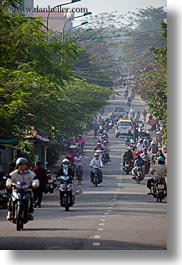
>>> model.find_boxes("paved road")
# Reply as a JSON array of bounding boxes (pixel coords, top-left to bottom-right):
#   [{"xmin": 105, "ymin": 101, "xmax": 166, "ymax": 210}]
[{"xmin": 0, "ymin": 94, "xmax": 167, "ymax": 250}]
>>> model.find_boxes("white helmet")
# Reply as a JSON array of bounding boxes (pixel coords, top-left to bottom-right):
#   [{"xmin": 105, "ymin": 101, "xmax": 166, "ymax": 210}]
[
  {"xmin": 32, "ymin": 179, "xmax": 39, "ymax": 189},
  {"xmin": 62, "ymin": 158, "xmax": 69, "ymax": 164}
]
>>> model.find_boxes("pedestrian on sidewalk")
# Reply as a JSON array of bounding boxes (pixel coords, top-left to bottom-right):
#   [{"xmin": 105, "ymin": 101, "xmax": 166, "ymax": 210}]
[{"xmin": 32, "ymin": 161, "xmax": 47, "ymax": 208}]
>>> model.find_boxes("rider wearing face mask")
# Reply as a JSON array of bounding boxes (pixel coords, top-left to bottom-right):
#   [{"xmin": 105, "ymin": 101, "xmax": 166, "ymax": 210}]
[{"xmin": 56, "ymin": 159, "xmax": 74, "ymax": 179}]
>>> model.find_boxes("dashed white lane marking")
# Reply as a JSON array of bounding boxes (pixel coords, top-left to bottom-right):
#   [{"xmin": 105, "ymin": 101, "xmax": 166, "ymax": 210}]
[
  {"xmin": 92, "ymin": 242, "xmax": 101, "ymax": 247},
  {"xmin": 107, "ymin": 209, "xmax": 111, "ymax": 212},
  {"xmin": 94, "ymin": 235, "xmax": 101, "ymax": 239},
  {"xmin": 100, "ymin": 219, "xmax": 106, "ymax": 222},
  {"xmin": 99, "ymin": 223, "xmax": 105, "ymax": 226},
  {"xmin": 97, "ymin": 228, "xmax": 103, "ymax": 231}
]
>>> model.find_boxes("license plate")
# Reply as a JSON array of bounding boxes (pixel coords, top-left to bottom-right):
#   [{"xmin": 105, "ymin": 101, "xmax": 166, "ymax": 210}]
[
  {"xmin": 0, "ymin": 189, "xmax": 7, "ymax": 195},
  {"xmin": 48, "ymin": 179, "xmax": 53, "ymax": 183},
  {"xmin": 158, "ymin": 184, "xmax": 164, "ymax": 189}
]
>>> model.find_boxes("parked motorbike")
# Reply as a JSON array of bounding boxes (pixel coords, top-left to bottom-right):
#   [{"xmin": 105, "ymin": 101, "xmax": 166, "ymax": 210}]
[
  {"xmin": 135, "ymin": 166, "xmax": 145, "ymax": 184},
  {"xmin": 59, "ymin": 175, "xmax": 74, "ymax": 211},
  {"xmin": 151, "ymin": 178, "xmax": 167, "ymax": 202},
  {"xmin": 90, "ymin": 166, "xmax": 102, "ymax": 187},
  {"xmin": 10, "ymin": 182, "xmax": 32, "ymax": 231},
  {"xmin": 123, "ymin": 159, "xmax": 133, "ymax": 175},
  {"xmin": 0, "ymin": 175, "xmax": 8, "ymax": 209}
]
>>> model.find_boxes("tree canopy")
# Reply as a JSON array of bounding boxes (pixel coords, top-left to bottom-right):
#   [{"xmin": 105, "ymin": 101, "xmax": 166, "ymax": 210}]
[{"xmin": 0, "ymin": 2, "xmax": 111, "ymax": 142}]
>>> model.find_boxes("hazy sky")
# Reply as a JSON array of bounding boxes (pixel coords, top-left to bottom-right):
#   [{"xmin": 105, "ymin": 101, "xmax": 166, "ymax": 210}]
[{"xmin": 34, "ymin": 0, "xmax": 167, "ymax": 16}]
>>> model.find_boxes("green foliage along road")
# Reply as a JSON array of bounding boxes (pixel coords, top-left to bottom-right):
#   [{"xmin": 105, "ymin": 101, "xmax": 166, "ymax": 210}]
[{"xmin": 0, "ymin": 1, "xmax": 111, "ymax": 140}]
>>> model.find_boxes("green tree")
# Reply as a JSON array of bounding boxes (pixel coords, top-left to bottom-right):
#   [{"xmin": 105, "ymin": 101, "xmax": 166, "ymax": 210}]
[{"xmin": 133, "ymin": 22, "xmax": 167, "ymax": 144}]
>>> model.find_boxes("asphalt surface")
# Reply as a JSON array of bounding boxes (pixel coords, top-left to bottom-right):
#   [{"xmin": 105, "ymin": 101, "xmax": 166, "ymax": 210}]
[{"xmin": 0, "ymin": 93, "xmax": 167, "ymax": 250}]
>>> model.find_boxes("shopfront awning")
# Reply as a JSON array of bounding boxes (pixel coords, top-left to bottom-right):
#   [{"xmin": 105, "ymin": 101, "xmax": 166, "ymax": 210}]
[{"xmin": 0, "ymin": 137, "xmax": 18, "ymax": 146}]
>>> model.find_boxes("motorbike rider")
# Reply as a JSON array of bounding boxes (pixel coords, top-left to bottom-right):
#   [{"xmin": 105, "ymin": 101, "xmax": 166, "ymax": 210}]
[
  {"xmin": 149, "ymin": 140, "xmax": 158, "ymax": 164},
  {"xmin": 141, "ymin": 148, "xmax": 151, "ymax": 173},
  {"xmin": 143, "ymin": 108, "xmax": 147, "ymax": 122},
  {"xmin": 56, "ymin": 159, "xmax": 74, "ymax": 179},
  {"xmin": 57, "ymin": 158, "xmax": 76, "ymax": 203},
  {"xmin": 146, "ymin": 156, "xmax": 167, "ymax": 195},
  {"xmin": 101, "ymin": 130, "xmax": 109, "ymax": 140},
  {"xmin": 102, "ymin": 140, "xmax": 111, "ymax": 162},
  {"xmin": 149, "ymin": 140, "xmax": 158, "ymax": 154},
  {"xmin": 76, "ymin": 135, "xmax": 85, "ymax": 154},
  {"xmin": 6, "ymin": 157, "xmax": 39, "ymax": 221},
  {"xmin": 132, "ymin": 151, "xmax": 144, "ymax": 178},
  {"xmin": 129, "ymin": 106, "xmax": 135, "ymax": 119},
  {"xmin": 90, "ymin": 153, "xmax": 103, "ymax": 182},
  {"xmin": 137, "ymin": 139, "xmax": 144, "ymax": 152},
  {"xmin": 73, "ymin": 152, "xmax": 84, "ymax": 180},
  {"xmin": 156, "ymin": 130, "xmax": 163, "ymax": 147},
  {"xmin": 123, "ymin": 146, "xmax": 133, "ymax": 169},
  {"xmin": 143, "ymin": 137, "xmax": 149, "ymax": 149},
  {"xmin": 157, "ymin": 149, "xmax": 166, "ymax": 164},
  {"xmin": 127, "ymin": 96, "xmax": 132, "ymax": 107}
]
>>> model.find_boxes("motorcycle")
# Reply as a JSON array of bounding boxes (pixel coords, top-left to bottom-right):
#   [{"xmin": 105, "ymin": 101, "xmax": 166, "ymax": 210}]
[
  {"xmin": 10, "ymin": 182, "xmax": 32, "ymax": 231},
  {"xmin": 123, "ymin": 159, "xmax": 133, "ymax": 175},
  {"xmin": 143, "ymin": 159, "xmax": 150, "ymax": 174},
  {"xmin": 91, "ymin": 166, "xmax": 102, "ymax": 187},
  {"xmin": 135, "ymin": 166, "xmax": 145, "ymax": 184},
  {"xmin": 98, "ymin": 126, "xmax": 104, "ymax": 135},
  {"xmin": 0, "ymin": 175, "xmax": 8, "ymax": 209},
  {"xmin": 102, "ymin": 150, "xmax": 109, "ymax": 165},
  {"xmin": 151, "ymin": 154, "xmax": 157, "ymax": 165},
  {"xmin": 123, "ymin": 90, "xmax": 128, "ymax": 99},
  {"xmin": 59, "ymin": 173, "xmax": 74, "ymax": 211},
  {"xmin": 59, "ymin": 168, "xmax": 75, "ymax": 211},
  {"xmin": 151, "ymin": 178, "xmax": 167, "ymax": 202},
  {"xmin": 127, "ymin": 97, "xmax": 132, "ymax": 107},
  {"xmin": 47, "ymin": 171, "xmax": 57, "ymax": 193}
]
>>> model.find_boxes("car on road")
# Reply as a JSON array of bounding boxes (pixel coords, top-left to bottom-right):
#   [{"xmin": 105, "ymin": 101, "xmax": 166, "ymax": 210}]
[
  {"xmin": 109, "ymin": 106, "xmax": 125, "ymax": 119},
  {"xmin": 115, "ymin": 118, "xmax": 133, "ymax": 137}
]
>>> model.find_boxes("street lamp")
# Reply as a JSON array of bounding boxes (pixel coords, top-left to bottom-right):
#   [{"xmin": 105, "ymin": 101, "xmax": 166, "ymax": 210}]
[
  {"xmin": 64, "ymin": 21, "xmax": 88, "ymax": 40},
  {"xmin": 62, "ymin": 12, "xmax": 92, "ymax": 43},
  {"xmin": 46, "ymin": 0, "xmax": 81, "ymax": 32}
]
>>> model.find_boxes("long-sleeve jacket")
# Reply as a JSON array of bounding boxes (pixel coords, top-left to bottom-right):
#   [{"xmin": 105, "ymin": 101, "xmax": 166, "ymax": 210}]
[
  {"xmin": 6, "ymin": 169, "xmax": 37, "ymax": 191},
  {"xmin": 32, "ymin": 166, "xmax": 47, "ymax": 190},
  {"xmin": 56, "ymin": 167, "xmax": 74, "ymax": 178},
  {"xmin": 90, "ymin": 158, "xmax": 103, "ymax": 168}
]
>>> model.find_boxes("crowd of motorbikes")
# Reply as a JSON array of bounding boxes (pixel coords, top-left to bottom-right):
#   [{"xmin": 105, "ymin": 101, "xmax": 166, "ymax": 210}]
[
  {"xmin": 122, "ymin": 122, "xmax": 167, "ymax": 203},
  {"xmin": 0, "ymin": 100, "xmax": 167, "ymax": 232}
]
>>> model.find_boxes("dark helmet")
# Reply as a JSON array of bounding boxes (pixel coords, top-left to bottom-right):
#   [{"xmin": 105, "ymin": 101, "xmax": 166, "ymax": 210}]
[{"xmin": 16, "ymin": 157, "xmax": 28, "ymax": 166}]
